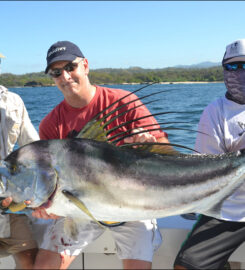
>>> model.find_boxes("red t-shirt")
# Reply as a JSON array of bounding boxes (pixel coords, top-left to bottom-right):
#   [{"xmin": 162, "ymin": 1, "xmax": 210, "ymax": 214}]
[{"xmin": 39, "ymin": 85, "xmax": 167, "ymax": 144}]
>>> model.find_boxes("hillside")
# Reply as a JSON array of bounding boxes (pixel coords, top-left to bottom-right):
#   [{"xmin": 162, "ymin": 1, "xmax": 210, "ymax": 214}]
[{"xmin": 0, "ymin": 66, "xmax": 223, "ymax": 87}]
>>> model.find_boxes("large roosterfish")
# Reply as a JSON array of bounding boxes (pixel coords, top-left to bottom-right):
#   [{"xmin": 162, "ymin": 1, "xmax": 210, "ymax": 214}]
[{"xmin": 0, "ymin": 84, "xmax": 244, "ymax": 229}]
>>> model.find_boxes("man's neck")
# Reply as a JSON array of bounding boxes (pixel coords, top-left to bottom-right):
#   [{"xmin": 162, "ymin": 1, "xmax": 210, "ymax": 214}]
[{"xmin": 65, "ymin": 84, "xmax": 97, "ymax": 108}]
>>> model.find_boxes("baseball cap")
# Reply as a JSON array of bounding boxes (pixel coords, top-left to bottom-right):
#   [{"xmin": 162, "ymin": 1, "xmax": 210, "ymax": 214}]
[
  {"xmin": 222, "ymin": 39, "xmax": 245, "ymax": 65},
  {"xmin": 45, "ymin": 41, "xmax": 84, "ymax": 73}
]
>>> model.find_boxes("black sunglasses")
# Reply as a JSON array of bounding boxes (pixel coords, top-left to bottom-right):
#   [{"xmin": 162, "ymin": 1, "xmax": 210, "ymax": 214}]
[
  {"xmin": 224, "ymin": 62, "xmax": 245, "ymax": 71},
  {"xmin": 48, "ymin": 59, "xmax": 83, "ymax": 78}
]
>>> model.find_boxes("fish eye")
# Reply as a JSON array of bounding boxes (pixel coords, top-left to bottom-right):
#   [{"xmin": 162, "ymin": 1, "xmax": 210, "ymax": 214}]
[{"xmin": 9, "ymin": 164, "xmax": 19, "ymax": 175}]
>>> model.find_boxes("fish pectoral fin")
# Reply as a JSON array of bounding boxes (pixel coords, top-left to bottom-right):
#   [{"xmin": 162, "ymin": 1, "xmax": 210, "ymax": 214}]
[{"xmin": 62, "ymin": 190, "xmax": 104, "ymax": 228}]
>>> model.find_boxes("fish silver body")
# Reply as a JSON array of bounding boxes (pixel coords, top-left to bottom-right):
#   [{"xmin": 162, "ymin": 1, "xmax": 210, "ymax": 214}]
[{"xmin": 0, "ymin": 138, "xmax": 245, "ymax": 222}]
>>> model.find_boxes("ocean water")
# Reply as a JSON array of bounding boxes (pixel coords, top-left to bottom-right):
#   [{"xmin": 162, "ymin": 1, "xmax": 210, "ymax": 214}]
[
  {"xmin": 9, "ymin": 83, "xmax": 226, "ymax": 229},
  {"xmin": 9, "ymin": 83, "xmax": 226, "ymax": 148}
]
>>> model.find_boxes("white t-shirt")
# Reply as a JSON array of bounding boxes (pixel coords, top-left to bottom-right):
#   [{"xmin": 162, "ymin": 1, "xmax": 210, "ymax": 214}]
[{"xmin": 195, "ymin": 96, "xmax": 245, "ymax": 221}]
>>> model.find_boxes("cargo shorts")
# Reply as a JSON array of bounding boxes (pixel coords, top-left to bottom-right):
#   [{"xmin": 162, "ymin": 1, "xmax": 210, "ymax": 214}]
[{"xmin": 0, "ymin": 214, "xmax": 37, "ymax": 257}]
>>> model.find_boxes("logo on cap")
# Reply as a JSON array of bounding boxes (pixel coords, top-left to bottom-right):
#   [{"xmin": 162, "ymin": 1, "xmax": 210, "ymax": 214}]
[
  {"xmin": 229, "ymin": 42, "xmax": 239, "ymax": 54},
  {"xmin": 48, "ymin": 47, "xmax": 66, "ymax": 58}
]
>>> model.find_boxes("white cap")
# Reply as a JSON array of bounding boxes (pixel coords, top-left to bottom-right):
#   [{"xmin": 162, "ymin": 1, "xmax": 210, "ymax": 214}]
[{"xmin": 223, "ymin": 39, "xmax": 245, "ymax": 64}]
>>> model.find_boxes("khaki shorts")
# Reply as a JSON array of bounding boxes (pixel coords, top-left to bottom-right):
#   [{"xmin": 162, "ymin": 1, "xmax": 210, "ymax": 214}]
[
  {"xmin": 41, "ymin": 218, "xmax": 162, "ymax": 262},
  {"xmin": 0, "ymin": 214, "xmax": 37, "ymax": 257}
]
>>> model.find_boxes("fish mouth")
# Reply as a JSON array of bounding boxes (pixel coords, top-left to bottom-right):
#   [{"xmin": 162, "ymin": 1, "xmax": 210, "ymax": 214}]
[{"xmin": 40, "ymin": 184, "xmax": 58, "ymax": 208}]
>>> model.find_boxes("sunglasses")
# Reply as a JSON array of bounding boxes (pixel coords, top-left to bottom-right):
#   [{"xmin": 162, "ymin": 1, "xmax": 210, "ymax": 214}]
[
  {"xmin": 224, "ymin": 62, "xmax": 245, "ymax": 71},
  {"xmin": 48, "ymin": 59, "xmax": 83, "ymax": 78}
]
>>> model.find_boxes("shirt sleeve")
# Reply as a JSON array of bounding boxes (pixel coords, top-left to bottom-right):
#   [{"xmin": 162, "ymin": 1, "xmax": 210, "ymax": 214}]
[
  {"xmin": 195, "ymin": 101, "xmax": 226, "ymax": 154},
  {"xmin": 17, "ymin": 99, "xmax": 39, "ymax": 147}
]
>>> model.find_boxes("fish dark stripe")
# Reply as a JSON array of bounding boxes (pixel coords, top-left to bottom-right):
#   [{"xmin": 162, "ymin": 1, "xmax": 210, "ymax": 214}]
[
  {"xmin": 126, "ymin": 152, "xmax": 238, "ymax": 188},
  {"xmin": 122, "ymin": 159, "xmax": 235, "ymax": 188},
  {"xmin": 64, "ymin": 139, "xmax": 240, "ymax": 188}
]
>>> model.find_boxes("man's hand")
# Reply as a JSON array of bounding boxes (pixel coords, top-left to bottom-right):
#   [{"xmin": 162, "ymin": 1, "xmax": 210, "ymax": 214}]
[
  {"xmin": 1, "ymin": 197, "xmax": 13, "ymax": 208},
  {"xmin": 32, "ymin": 207, "xmax": 60, "ymax": 220},
  {"xmin": 124, "ymin": 128, "xmax": 174, "ymax": 153},
  {"xmin": 124, "ymin": 128, "xmax": 157, "ymax": 147},
  {"xmin": 1, "ymin": 197, "xmax": 59, "ymax": 219}
]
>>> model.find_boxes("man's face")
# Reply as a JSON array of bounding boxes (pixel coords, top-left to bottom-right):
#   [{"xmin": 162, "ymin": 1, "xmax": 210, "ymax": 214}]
[{"xmin": 49, "ymin": 58, "xmax": 89, "ymax": 98}]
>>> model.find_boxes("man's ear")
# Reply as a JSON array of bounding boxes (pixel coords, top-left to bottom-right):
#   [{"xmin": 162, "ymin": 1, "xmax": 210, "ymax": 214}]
[{"xmin": 83, "ymin": 58, "xmax": 89, "ymax": 75}]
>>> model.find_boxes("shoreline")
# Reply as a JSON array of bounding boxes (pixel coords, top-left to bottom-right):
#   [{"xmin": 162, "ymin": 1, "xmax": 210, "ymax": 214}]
[
  {"xmin": 160, "ymin": 81, "xmax": 223, "ymax": 84},
  {"xmin": 10, "ymin": 81, "xmax": 224, "ymax": 88},
  {"xmin": 120, "ymin": 81, "xmax": 223, "ymax": 85}
]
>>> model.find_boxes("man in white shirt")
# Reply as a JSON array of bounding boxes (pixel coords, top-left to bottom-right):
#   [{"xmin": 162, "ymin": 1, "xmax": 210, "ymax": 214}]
[
  {"xmin": 0, "ymin": 85, "xmax": 40, "ymax": 269},
  {"xmin": 174, "ymin": 39, "xmax": 245, "ymax": 269}
]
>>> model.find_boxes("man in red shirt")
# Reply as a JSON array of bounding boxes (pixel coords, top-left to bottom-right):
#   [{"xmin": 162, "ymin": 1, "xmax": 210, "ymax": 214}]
[{"xmin": 33, "ymin": 41, "xmax": 170, "ymax": 269}]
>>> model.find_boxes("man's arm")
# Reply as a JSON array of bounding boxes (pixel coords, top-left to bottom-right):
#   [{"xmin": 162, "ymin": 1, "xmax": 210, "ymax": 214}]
[
  {"xmin": 17, "ymin": 103, "xmax": 39, "ymax": 146},
  {"xmin": 1, "ymin": 94, "xmax": 39, "ymax": 212},
  {"xmin": 195, "ymin": 102, "xmax": 225, "ymax": 155}
]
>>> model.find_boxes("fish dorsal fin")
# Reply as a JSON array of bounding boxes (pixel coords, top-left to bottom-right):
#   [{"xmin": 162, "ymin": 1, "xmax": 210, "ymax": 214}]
[
  {"xmin": 120, "ymin": 142, "xmax": 199, "ymax": 155},
  {"xmin": 75, "ymin": 83, "xmax": 200, "ymax": 155},
  {"xmin": 76, "ymin": 117, "xmax": 108, "ymax": 142},
  {"xmin": 110, "ymin": 124, "xmax": 201, "ymax": 155},
  {"xmin": 76, "ymin": 83, "xmax": 163, "ymax": 141},
  {"xmin": 109, "ymin": 124, "xmax": 201, "ymax": 145}
]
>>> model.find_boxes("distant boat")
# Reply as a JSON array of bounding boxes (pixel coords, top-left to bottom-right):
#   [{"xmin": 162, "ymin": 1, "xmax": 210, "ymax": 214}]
[
  {"xmin": 0, "ymin": 53, "xmax": 5, "ymax": 74},
  {"xmin": 24, "ymin": 81, "xmax": 43, "ymax": 87}
]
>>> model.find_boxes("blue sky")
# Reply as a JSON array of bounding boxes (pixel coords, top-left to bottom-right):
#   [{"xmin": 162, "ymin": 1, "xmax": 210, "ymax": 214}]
[{"xmin": 0, "ymin": 1, "xmax": 245, "ymax": 74}]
